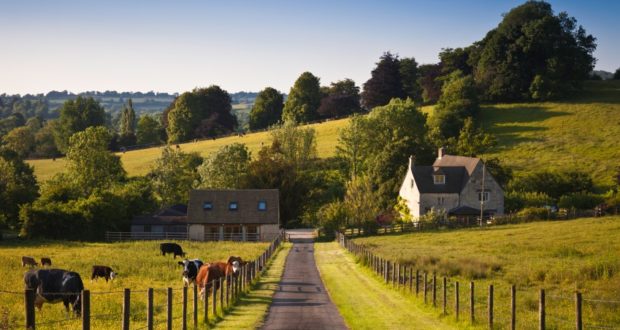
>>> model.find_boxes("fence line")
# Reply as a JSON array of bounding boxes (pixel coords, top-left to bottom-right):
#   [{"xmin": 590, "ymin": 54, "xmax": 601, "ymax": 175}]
[{"xmin": 337, "ymin": 232, "xmax": 620, "ymax": 330}]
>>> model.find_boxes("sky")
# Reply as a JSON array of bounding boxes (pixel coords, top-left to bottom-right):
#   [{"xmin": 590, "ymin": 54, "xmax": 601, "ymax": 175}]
[{"xmin": 1, "ymin": 0, "xmax": 618, "ymax": 95}]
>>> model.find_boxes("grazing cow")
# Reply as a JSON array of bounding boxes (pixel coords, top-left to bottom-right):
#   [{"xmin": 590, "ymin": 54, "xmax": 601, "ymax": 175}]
[
  {"xmin": 91, "ymin": 265, "xmax": 116, "ymax": 282},
  {"xmin": 226, "ymin": 256, "xmax": 245, "ymax": 277},
  {"xmin": 22, "ymin": 256, "xmax": 38, "ymax": 267},
  {"xmin": 40, "ymin": 257, "xmax": 52, "ymax": 267},
  {"xmin": 24, "ymin": 269, "xmax": 84, "ymax": 316},
  {"xmin": 160, "ymin": 243, "xmax": 186, "ymax": 259},
  {"xmin": 178, "ymin": 259, "xmax": 203, "ymax": 287},
  {"xmin": 195, "ymin": 263, "xmax": 225, "ymax": 300}
]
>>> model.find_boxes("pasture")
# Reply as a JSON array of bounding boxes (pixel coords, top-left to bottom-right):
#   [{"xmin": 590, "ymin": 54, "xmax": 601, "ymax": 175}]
[
  {"xmin": 0, "ymin": 240, "xmax": 269, "ymax": 329},
  {"xmin": 350, "ymin": 216, "xmax": 620, "ymax": 328}
]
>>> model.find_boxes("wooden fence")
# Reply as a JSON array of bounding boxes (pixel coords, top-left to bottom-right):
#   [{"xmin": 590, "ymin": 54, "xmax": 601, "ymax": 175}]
[
  {"xmin": 12, "ymin": 231, "xmax": 284, "ymax": 329},
  {"xmin": 337, "ymin": 232, "xmax": 620, "ymax": 330}
]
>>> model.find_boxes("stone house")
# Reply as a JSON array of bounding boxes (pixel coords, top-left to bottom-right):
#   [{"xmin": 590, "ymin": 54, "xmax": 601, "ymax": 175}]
[{"xmin": 398, "ymin": 148, "xmax": 504, "ymax": 221}]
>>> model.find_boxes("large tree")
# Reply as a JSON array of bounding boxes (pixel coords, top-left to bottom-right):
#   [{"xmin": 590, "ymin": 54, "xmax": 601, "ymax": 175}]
[
  {"xmin": 0, "ymin": 149, "xmax": 38, "ymax": 230},
  {"xmin": 283, "ymin": 72, "xmax": 322, "ymax": 123},
  {"xmin": 249, "ymin": 87, "xmax": 283, "ymax": 130},
  {"xmin": 429, "ymin": 71, "xmax": 479, "ymax": 139},
  {"xmin": 399, "ymin": 57, "xmax": 422, "ymax": 101},
  {"xmin": 317, "ymin": 79, "xmax": 362, "ymax": 119},
  {"xmin": 54, "ymin": 96, "xmax": 106, "ymax": 152},
  {"xmin": 2, "ymin": 126, "xmax": 35, "ymax": 158},
  {"xmin": 473, "ymin": 1, "xmax": 596, "ymax": 101},
  {"xmin": 197, "ymin": 143, "xmax": 251, "ymax": 189},
  {"xmin": 149, "ymin": 146, "xmax": 202, "ymax": 206},
  {"xmin": 361, "ymin": 52, "xmax": 405, "ymax": 110},
  {"xmin": 136, "ymin": 114, "xmax": 163, "ymax": 145},
  {"xmin": 418, "ymin": 64, "xmax": 443, "ymax": 104}
]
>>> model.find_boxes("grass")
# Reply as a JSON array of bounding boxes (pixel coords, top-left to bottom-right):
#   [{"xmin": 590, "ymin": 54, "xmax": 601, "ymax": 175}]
[
  {"xmin": 27, "ymin": 81, "xmax": 620, "ymax": 186},
  {"xmin": 351, "ymin": 216, "xmax": 620, "ymax": 329},
  {"xmin": 214, "ymin": 243, "xmax": 290, "ymax": 329},
  {"xmin": 0, "ymin": 239, "xmax": 269, "ymax": 329},
  {"xmin": 314, "ymin": 241, "xmax": 462, "ymax": 329}
]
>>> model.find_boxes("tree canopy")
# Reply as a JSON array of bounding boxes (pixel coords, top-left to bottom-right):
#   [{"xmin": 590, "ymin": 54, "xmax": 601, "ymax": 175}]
[
  {"xmin": 283, "ymin": 72, "xmax": 322, "ymax": 123},
  {"xmin": 249, "ymin": 87, "xmax": 283, "ymax": 130},
  {"xmin": 317, "ymin": 79, "xmax": 362, "ymax": 119},
  {"xmin": 0, "ymin": 149, "xmax": 38, "ymax": 230},
  {"xmin": 54, "ymin": 96, "xmax": 106, "ymax": 152},
  {"xmin": 197, "ymin": 143, "xmax": 251, "ymax": 189},
  {"xmin": 361, "ymin": 52, "xmax": 406, "ymax": 110}
]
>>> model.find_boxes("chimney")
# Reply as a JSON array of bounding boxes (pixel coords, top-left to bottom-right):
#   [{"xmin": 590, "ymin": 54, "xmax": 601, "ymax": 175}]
[{"xmin": 438, "ymin": 147, "xmax": 445, "ymax": 159}]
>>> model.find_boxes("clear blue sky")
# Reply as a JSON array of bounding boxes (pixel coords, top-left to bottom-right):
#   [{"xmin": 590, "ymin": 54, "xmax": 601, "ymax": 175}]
[{"xmin": 1, "ymin": 0, "xmax": 618, "ymax": 95}]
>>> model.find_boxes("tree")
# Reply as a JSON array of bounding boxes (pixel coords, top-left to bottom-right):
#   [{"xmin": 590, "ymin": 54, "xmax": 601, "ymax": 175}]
[
  {"xmin": 0, "ymin": 149, "xmax": 38, "ymax": 230},
  {"xmin": 473, "ymin": 1, "xmax": 596, "ymax": 101},
  {"xmin": 2, "ymin": 126, "xmax": 35, "ymax": 158},
  {"xmin": 136, "ymin": 115, "xmax": 163, "ymax": 145},
  {"xmin": 197, "ymin": 143, "xmax": 251, "ymax": 189},
  {"xmin": 614, "ymin": 68, "xmax": 620, "ymax": 80},
  {"xmin": 361, "ymin": 52, "xmax": 405, "ymax": 110},
  {"xmin": 400, "ymin": 57, "xmax": 422, "ymax": 101},
  {"xmin": 149, "ymin": 146, "xmax": 202, "ymax": 206},
  {"xmin": 343, "ymin": 175, "xmax": 381, "ymax": 231},
  {"xmin": 54, "ymin": 96, "xmax": 106, "ymax": 152},
  {"xmin": 418, "ymin": 64, "xmax": 443, "ymax": 104},
  {"xmin": 269, "ymin": 120, "xmax": 317, "ymax": 171},
  {"xmin": 33, "ymin": 121, "xmax": 60, "ymax": 158},
  {"xmin": 65, "ymin": 126, "xmax": 126, "ymax": 195},
  {"xmin": 119, "ymin": 99, "xmax": 136, "ymax": 136},
  {"xmin": 453, "ymin": 117, "xmax": 496, "ymax": 157},
  {"xmin": 336, "ymin": 114, "xmax": 365, "ymax": 178},
  {"xmin": 439, "ymin": 47, "xmax": 473, "ymax": 76},
  {"xmin": 430, "ymin": 71, "xmax": 479, "ymax": 139},
  {"xmin": 283, "ymin": 72, "xmax": 322, "ymax": 123},
  {"xmin": 249, "ymin": 87, "xmax": 283, "ymax": 130},
  {"xmin": 317, "ymin": 79, "xmax": 361, "ymax": 119}
]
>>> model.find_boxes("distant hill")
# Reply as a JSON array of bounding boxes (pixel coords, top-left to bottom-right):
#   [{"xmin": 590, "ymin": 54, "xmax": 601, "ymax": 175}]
[{"xmin": 592, "ymin": 70, "xmax": 614, "ymax": 80}]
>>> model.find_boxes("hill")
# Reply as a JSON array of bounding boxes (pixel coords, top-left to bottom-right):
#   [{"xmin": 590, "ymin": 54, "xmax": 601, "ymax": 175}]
[{"xmin": 27, "ymin": 81, "xmax": 620, "ymax": 186}]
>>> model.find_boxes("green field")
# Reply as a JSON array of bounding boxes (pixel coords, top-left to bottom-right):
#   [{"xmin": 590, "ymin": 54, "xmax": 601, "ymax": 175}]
[
  {"xmin": 0, "ymin": 240, "xmax": 269, "ymax": 329},
  {"xmin": 27, "ymin": 81, "xmax": 620, "ymax": 186},
  {"xmin": 351, "ymin": 216, "xmax": 620, "ymax": 329}
]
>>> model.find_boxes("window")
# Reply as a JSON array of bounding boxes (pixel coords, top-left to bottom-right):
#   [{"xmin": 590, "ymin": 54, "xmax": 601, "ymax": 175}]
[
  {"xmin": 433, "ymin": 175, "xmax": 445, "ymax": 184},
  {"xmin": 478, "ymin": 191, "xmax": 490, "ymax": 202},
  {"xmin": 203, "ymin": 202, "xmax": 213, "ymax": 210},
  {"xmin": 258, "ymin": 201, "xmax": 267, "ymax": 211},
  {"xmin": 229, "ymin": 202, "xmax": 238, "ymax": 211},
  {"xmin": 437, "ymin": 196, "xmax": 445, "ymax": 205}
]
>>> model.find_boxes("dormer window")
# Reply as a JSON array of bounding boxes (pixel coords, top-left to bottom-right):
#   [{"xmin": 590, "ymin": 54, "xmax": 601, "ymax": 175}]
[
  {"xmin": 229, "ymin": 202, "xmax": 238, "ymax": 211},
  {"xmin": 433, "ymin": 175, "xmax": 445, "ymax": 184},
  {"xmin": 203, "ymin": 202, "xmax": 213, "ymax": 210},
  {"xmin": 258, "ymin": 201, "xmax": 267, "ymax": 211}
]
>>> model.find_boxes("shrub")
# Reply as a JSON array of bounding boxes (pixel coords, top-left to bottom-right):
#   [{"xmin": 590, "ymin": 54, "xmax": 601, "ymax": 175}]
[
  {"xmin": 558, "ymin": 192, "xmax": 604, "ymax": 210},
  {"xmin": 505, "ymin": 191, "xmax": 554, "ymax": 213},
  {"xmin": 516, "ymin": 207, "xmax": 552, "ymax": 221}
]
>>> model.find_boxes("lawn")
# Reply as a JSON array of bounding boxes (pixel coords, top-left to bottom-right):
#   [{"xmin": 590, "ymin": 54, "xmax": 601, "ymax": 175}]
[
  {"xmin": 351, "ymin": 216, "xmax": 620, "ymax": 329},
  {"xmin": 0, "ymin": 240, "xmax": 269, "ymax": 329}
]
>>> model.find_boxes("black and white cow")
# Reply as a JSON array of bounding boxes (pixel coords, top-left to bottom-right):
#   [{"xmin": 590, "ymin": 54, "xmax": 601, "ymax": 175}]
[
  {"xmin": 24, "ymin": 269, "xmax": 84, "ymax": 316},
  {"xmin": 178, "ymin": 259, "xmax": 203, "ymax": 286},
  {"xmin": 160, "ymin": 243, "xmax": 186, "ymax": 259},
  {"xmin": 91, "ymin": 265, "xmax": 116, "ymax": 282}
]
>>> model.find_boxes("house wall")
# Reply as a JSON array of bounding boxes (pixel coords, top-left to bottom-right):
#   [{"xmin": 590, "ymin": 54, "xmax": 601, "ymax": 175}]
[
  {"xmin": 398, "ymin": 167, "xmax": 421, "ymax": 217},
  {"xmin": 459, "ymin": 163, "xmax": 504, "ymax": 215},
  {"xmin": 419, "ymin": 193, "xmax": 460, "ymax": 215},
  {"xmin": 260, "ymin": 224, "xmax": 280, "ymax": 241}
]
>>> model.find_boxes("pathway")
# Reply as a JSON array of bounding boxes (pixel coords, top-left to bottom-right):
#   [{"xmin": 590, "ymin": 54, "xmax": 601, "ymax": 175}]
[{"xmin": 260, "ymin": 229, "xmax": 348, "ymax": 330}]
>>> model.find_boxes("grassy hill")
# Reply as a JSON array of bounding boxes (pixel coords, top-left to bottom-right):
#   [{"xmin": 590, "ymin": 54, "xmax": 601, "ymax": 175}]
[{"xmin": 27, "ymin": 81, "xmax": 620, "ymax": 186}]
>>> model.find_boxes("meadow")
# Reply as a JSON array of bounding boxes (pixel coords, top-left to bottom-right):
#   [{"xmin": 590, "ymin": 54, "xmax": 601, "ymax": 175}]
[
  {"xmin": 27, "ymin": 80, "xmax": 620, "ymax": 187},
  {"xmin": 350, "ymin": 216, "xmax": 620, "ymax": 329},
  {"xmin": 0, "ymin": 240, "xmax": 269, "ymax": 329}
]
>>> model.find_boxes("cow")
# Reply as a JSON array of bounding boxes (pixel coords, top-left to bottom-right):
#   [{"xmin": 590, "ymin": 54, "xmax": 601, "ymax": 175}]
[
  {"xmin": 91, "ymin": 265, "xmax": 116, "ymax": 282},
  {"xmin": 22, "ymin": 256, "xmax": 38, "ymax": 267},
  {"xmin": 178, "ymin": 259, "xmax": 203, "ymax": 287},
  {"xmin": 41, "ymin": 257, "xmax": 52, "ymax": 267},
  {"xmin": 225, "ymin": 256, "xmax": 245, "ymax": 277},
  {"xmin": 24, "ymin": 269, "xmax": 84, "ymax": 316},
  {"xmin": 195, "ymin": 263, "xmax": 226, "ymax": 300},
  {"xmin": 160, "ymin": 243, "xmax": 186, "ymax": 259}
]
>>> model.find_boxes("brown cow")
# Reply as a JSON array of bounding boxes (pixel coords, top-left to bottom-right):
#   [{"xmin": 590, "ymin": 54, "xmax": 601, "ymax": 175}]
[
  {"xmin": 40, "ymin": 258, "xmax": 52, "ymax": 267},
  {"xmin": 195, "ymin": 263, "xmax": 225, "ymax": 300},
  {"xmin": 22, "ymin": 256, "xmax": 38, "ymax": 267}
]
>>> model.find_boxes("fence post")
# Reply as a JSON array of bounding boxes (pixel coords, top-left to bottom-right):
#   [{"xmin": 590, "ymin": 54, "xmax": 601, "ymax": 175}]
[
  {"xmin": 167, "ymin": 287, "xmax": 173, "ymax": 330},
  {"xmin": 511, "ymin": 285, "xmax": 516, "ymax": 330},
  {"xmin": 416, "ymin": 270, "xmax": 420, "ymax": 296},
  {"xmin": 409, "ymin": 268, "xmax": 413, "ymax": 293},
  {"xmin": 122, "ymin": 288, "xmax": 130, "ymax": 330},
  {"xmin": 204, "ymin": 284, "xmax": 209, "ymax": 324},
  {"xmin": 219, "ymin": 277, "xmax": 224, "ymax": 311},
  {"xmin": 226, "ymin": 275, "xmax": 230, "ymax": 308},
  {"xmin": 432, "ymin": 274, "xmax": 437, "ymax": 307},
  {"xmin": 182, "ymin": 286, "xmax": 187, "ymax": 330},
  {"xmin": 470, "ymin": 281, "xmax": 475, "ymax": 324},
  {"xmin": 212, "ymin": 280, "xmax": 217, "ymax": 317},
  {"xmin": 25, "ymin": 289, "xmax": 35, "ymax": 330},
  {"xmin": 147, "ymin": 288, "xmax": 154, "ymax": 330},
  {"xmin": 423, "ymin": 273, "xmax": 428, "ymax": 304},
  {"xmin": 539, "ymin": 289, "xmax": 545, "ymax": 330},
  {"xmin": 193, "ymin": 285, "xmax": 198, "ymax": 328},
  {"xmin": 443, "ymin": 277, "xmax": 447, "ymax": 315},
  {"xmin": 455, "ymin": 281, "xmax": 460, "ymax": 321},
  {"xmin": 575, "ymin": 291, "xmax": 582, "ymax": 330},
  {"xmin": 488, "ymin": 285, "xmax": 493, "ymax": 330},
  {"xmin": 81, "ymin": 290, "xmax": 90, "ymax": 330}
]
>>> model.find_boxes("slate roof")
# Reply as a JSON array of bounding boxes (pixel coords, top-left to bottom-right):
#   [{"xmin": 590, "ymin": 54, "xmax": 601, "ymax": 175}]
[
  {"xmin": 187, "ymin": 189, "xmax": 279, "ymax": 225},
  {"xmin": 156, "ymin": 204, "xmax": 187, "ymax": 217},
  {"xmin": 412, "ymin": 166, "xmax": 466, "ymax": 193},
  {"xmin": 433, "ymin": 155, "xmax": 480, "ymax": 175}
]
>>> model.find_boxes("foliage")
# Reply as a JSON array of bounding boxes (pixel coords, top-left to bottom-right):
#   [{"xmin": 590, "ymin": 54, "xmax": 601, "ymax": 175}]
[
  {"xmin": 118, "ymin": 99, "xmax": 137, "ymax": 147},
  {"xmin": 283, "ymin": 72, "xmax": 322, "ymax": 123},
  {"xmin": 53, "ymin": 96, "xmax": 106, "ymax": 153},
  {"xmin": 269, "ymin": 120, "xmax": 317, "ymax": 171},
  {"xmin": 399, "ymin": 57, "xmax": 422, "ymax": 101},
  {"xmin": 197, "ymin": 143, "xmax": 251, "ymax": 189},
  {"xmin": 317, "ymin": 79, "xmax": 362, "ymax": 119},
  {"xmin": 0, "ymin": 149, "xmax": 38, "ymax": 230},
  {"xmin": 166, "ymin": 86, "xmax": 237, "ymax": 143},
  {"xmin": 481, "ymin": 157, "xmax": 513, "ymax": 189},
  {"xmin": 516, "ymin": 206, "xmax": 552, "ymax": 221},
  {"xmin": 439, "ymin": 47, "xmax": 473, "ymax": 76},
  {"xmin": 316, "ymin": 200, "xmax": 348, "ymax": 235},
  {"xmin": 509, "ymin": 170, "xmax": 593, "ymax": 200},
  {"xmin": 33, "ymin": 121, "xmax": 60, "ymax": 158},
  {"xmin": 505, "ymin": 191, "xmax": 553, "ymax": 213},
  {"xmin": 249, "ymin": 87, "xmax": 283, "ymax": 130},
  {"xmin": 394, "ymin": 196, "xmax": 413, "ymax": 223},
  {"xmin": 343, "ymin": 175, "xmax": 381, "ymax": 232},
  {"xmin": 614, "ymin": 68, "xmax": 620, "ymax": 80},
  {"xmin": 430, "ymin": 71, "xmax": 479, "ymax": 139},
  {"xmin": 558, "ymin": 192, "xmax": 604, "ymax": 210},
  {"xmin": 417, "ymin": 64, "xmax": 443, "ymax": 104},
  {"xmin": 2, "ymin": 126, "xmax": 35, "ymax": 158},
  {"xmin": 336, "ymin": 114, "xmax": 365, "ymax": 178},
  {"xmin": 361, "ymin": 52, "xmax": 405, "ymax": 110},
  {"xmin": 452, "ymin": 117, "xmax": 496, "ymax": 156},
  {"xmin": 136, "ymin": 114, "xmax": 163, "ymax": 145},
  {"xmin": 65, "ymin": 126, "xmax": 126, "ymax": 196},
  {"xmin": 149, "ymin": 145, "xmax": 202, "ymax": 206},
  {"xmin": 473, "ymin": 1, "xmax": 596, "ymax": 101},
  {"xmin": 417, "ymin": 207, "xmax": 447, "ymax": 225}
]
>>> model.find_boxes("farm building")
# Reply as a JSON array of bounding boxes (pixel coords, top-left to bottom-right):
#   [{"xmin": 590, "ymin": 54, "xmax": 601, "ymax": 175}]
[
  {"xmin": 399, "ymin": 148, "xmax": 504, "ymax": 221},
  {"xmin": 128, "ymin": 189, "xmax": 280, "ymax": 241}
]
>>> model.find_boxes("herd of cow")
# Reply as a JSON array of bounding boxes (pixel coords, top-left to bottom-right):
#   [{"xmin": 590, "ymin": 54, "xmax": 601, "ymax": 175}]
[{"xmin": 20, "ymin": 242, "xmax": 248, "ymax": 317}]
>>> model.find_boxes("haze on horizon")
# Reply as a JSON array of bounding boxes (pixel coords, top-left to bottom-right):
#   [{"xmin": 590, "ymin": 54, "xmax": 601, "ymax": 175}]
[{"xmin": 1, "ymin": 0, "xmax": 618, "ymax": 95}]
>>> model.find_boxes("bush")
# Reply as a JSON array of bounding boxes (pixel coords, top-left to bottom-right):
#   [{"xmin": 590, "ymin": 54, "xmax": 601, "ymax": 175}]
[
  {"xmin": 558, "ymin": 192, "xmax": 604, "ymax": 210},
  {"xmin": 505, "ymin": 191, "xmax": 553, "ymax": 213},
  {"xmin": 509, "ymin": 170, "xmax": 593, "ymax": 200},
  {"xmin": 516, "ymin": 207, "xmax": 552, "ymax": 221}
]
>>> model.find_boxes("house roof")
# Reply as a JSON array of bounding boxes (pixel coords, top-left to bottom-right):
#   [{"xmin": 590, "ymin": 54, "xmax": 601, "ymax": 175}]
[
  {"xmin": 132, "ymin": 215, "xmax": 188, "ymax": 226},
  {"xmin": 433, "ymin": 154, "xmax": 480, "ymax": 175},
  {"xmin": 187, "ymin": 189, "xmax": 279, "ymax": 225},
  {"xmin": 412, "ymin": 166, "xmax": 466, "ymax": 193},
  {"xmin": 156, "ymin": 204, "xmax": 187, "ymax": 217}
]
